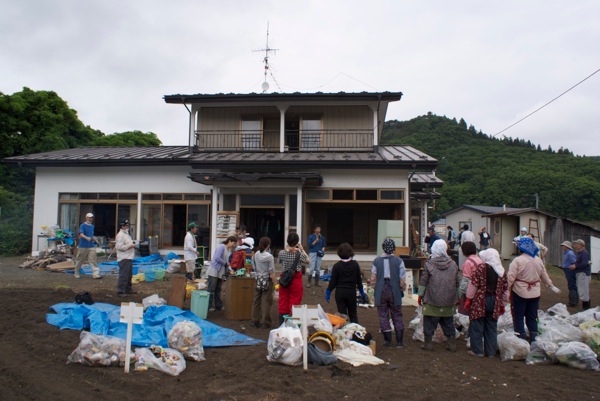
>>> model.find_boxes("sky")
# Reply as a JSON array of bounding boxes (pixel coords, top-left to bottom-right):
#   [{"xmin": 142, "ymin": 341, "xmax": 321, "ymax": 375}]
[{"xmin": 1, "ymin": 0, "xmax": 599, "ymax": 156}]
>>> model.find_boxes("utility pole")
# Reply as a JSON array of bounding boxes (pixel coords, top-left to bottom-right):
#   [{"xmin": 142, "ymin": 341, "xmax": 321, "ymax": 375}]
[{"xmin": 534, "ymin": 193, "xmax": 539, "ymax": 209}]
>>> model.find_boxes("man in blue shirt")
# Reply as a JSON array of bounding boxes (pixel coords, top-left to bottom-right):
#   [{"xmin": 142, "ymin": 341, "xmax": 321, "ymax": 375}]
[
  {"xmin": 560, "ymin": 241, "xmax": 578, "ymax": 307},
  {"xmin": 306, "ymin": 224, "xmax": 326, "ymax": 288},
  {"xmin": 427, "ymin": 226, "xmax": 441, "ymax": 253},
  {"xmin": 74, "ymin": 213, "xmax": 101, "ymax": 279},
  {"xmin": 571, "ymin": 239, "xmax": 591, "ymax": 310}
]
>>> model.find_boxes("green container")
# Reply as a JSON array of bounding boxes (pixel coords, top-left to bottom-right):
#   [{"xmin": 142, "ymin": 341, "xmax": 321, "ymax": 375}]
[
  {"xmin": 191, "ymin": 290, "xmax": 210, "ymax": 319},
  {"xmin": 154, "ymin": 269, "xmax": 166, "ymax": 281}
]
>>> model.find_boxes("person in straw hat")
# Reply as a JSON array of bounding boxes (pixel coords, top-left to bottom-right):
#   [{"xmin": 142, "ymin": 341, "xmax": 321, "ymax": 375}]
[{"xmin": 571, "ymin": 239, "xmax": 591, "ymax": 310}]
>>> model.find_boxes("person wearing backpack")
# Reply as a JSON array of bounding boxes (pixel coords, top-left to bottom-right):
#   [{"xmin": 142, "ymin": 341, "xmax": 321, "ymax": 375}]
[
  {"xmin": 251, "ymin": 237, "xmax": 276, "ymax": 328},
  {"xmin": 464, "ymin": 248, "xmax": 508, "ymax": 357},
  {"xmin": 446, "ymin": 226, "xmax": 456, "ymax": 249}
]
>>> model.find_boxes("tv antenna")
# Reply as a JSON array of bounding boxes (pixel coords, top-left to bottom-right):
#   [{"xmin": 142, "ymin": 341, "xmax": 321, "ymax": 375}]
[{"xmin": 253, "ymin": 22, "xmax": 279, "ymax": 93}]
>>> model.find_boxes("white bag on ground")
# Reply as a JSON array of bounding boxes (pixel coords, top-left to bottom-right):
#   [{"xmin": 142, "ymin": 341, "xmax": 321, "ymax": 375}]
[
  {"xmin": 525, "ymin": 340, "xmax": 559, "ymax": 365},
  {"xmin": 498, "ymin": 331, "xmax": 530, "ymax": 361},
  {"xmin": 142, "ymin": 294, "xmax": 167, "ymax": 309},
  {"xmin": 67, "ymin": 331, "xmax": 132, "ymax": 367},
  {"xmin": 566, "ymin": 307, "xmax": 600, "ymax": 326},
  {"xmin": 167, "ymin": 320, "xmax": 205, "ymax": 361},
  {"xmin": 547, "ymin": 303, "xmax": 570, "ymax": 319},
  {"xmin": 555, "ymin": 341, "xmax": 600, "ymax": 371},
  {"xmin": 538, "ymin": 319, "xmax": 583, "ymax": 344},
  {"xmin": 313, "ymin": 304, "xmax": 333, "ymax": 334},
  {"xmin": 134, "ymin": 346, "xmax": 186, "ymax": 376},
  {"xmin": 497, "ymin": 306, "xmax": 513, "ymax": 333},
  {"xmin": 410, "ymin": 307, "xmax": 424, "ymax": 342},
  {"xmin": 266, "ymin": 320, "xmax": 304, "ymax": 366}
]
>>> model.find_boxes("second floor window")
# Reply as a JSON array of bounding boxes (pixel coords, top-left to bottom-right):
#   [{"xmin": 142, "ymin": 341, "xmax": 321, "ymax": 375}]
[{"xmin": 241, "ymin": 119, "xmax": 261, "ymax": 150}]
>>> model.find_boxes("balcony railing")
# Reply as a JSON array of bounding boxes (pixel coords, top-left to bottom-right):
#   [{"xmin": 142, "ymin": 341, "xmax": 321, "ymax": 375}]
[{"xmin": 194, "ymin": 129, "xmax": 374, "ymax": 152}]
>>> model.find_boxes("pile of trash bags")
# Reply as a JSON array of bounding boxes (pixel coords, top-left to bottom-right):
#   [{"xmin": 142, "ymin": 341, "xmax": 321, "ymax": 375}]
[{"xmin": 409, "ymin": 303, "xmax": 600, "ymax": 371}]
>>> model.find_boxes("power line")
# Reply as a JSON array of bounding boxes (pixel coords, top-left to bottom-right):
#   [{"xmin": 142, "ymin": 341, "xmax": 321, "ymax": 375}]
[{"xmin": 493, "ymin": 67, "xmax": 600, "ymax": 137}]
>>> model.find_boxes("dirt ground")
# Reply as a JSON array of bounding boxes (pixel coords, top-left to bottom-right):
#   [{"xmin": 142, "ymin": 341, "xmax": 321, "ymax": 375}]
[{"xmin": 0, "ymin": 255, "xmax": 599, "ymax": 401}]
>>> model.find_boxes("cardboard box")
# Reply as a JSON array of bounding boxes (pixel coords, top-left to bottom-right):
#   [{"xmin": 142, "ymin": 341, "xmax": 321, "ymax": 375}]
[{"xmin": 369, "ymin": 340, "xmax": 376, "ymax": 356}]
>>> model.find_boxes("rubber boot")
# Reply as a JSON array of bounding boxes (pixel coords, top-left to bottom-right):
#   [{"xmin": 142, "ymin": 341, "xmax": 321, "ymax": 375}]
[
  {"xmin": 583, "ymin": 301, "xmax": 591, "ymax": 311},
  {"xmin": 278, "ymin": 314, "xmax": 285, "ymax": 326},
  {"xmin": 314, "ymin": 274, "xmax": 321, "ymax": 287},
  {"xmin": 421, "ymin": 336, "xmax": 433, "ymax": 351},
  {"xmin": 185, "ymin": 272, "xmax": 193, "ymax": 281},
  {"xmin": 383, "ymin": 331, "xmax": 393, "ymax": 347},
  {"xmin": 447, "ymin": 335, "xmax": 457, "ymax": 352},
  {"xmin": 396, "ymin": 330, "xmax": 405, "ymax": 348},
  {"xmin": 568, "ymin": 290, "xmax": 579, "ymax": 307},
  {"xmin": 306, "ymin": 276, "xmax": 312, "ymax": 288}
]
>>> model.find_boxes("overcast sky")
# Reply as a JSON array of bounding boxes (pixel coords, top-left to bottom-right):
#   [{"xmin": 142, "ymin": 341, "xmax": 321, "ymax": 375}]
[{"xmin": 2, "ymin": 0, "xmax": 599, "ymax": 156}]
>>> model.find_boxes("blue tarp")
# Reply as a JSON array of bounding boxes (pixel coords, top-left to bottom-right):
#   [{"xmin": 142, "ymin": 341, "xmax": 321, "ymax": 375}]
[
  {"xmin": 71, "ymin": 252, "xmax": 180, "ymax": 277},
  {"xmin": 47, "ymin": 302, "xmax": 263, "ymax": 348}
]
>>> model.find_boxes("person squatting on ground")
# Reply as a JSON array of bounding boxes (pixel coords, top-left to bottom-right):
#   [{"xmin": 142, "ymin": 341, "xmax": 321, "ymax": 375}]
[
  {"xmin": 571, "ymin": 239, "xmax": 591, "ymax": 310},
  {"xmin": 251, "ymin": 237, "xmax": 276, "ymax": 329},
  {"xmin": 326, "ymin": 243, "xmax": 366, "ymax": 324},
  {"xmin": 561, "ymin": 241, "xmax": 578, "ymax": 307},
  {"xmin": 207, "ymin": 236, "xmax": 237, "ymax": 312},
  {"xmin": 507, "ymin": 237, "xmax": 560, "ymax": 343},
  {"xmin": 371, "ymin": 238, "xmax": 407, "ymax": 348},
  {"xmin": 306, "ymin": 224, "xmax": 326, "ymax": 288},
  {"xmin": 277, "ymin": 233, "xmax": 308, "ymax": 325},
  {"xmin": 74, "ymin": 212, "xmax": 101, "ymax": 279},
  {"xmin": 115, "ymin": 219, "xmax": 137, "ymax": 296},
  {"xmin": 418, "ymin": 239, "xmax": 460, "ymax": 352},
  {"xmin": 183, "ymin": 222, "xmax": 200, "ymax": 281},
  {"xmin": 464, "ymin": 248, "xmax": 508, "ymax": 358}
]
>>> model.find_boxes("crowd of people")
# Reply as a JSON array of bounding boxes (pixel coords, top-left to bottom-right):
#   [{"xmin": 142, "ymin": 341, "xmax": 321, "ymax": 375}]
[{"xmin": 72, "ymin": 214, "xmax": 593, "ymax": 357}]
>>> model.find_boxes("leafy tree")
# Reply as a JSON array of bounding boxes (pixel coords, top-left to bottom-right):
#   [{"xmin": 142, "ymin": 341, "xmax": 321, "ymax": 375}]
[{"xmin": 92, "ymin": 130, "xmax": 162, "ymax": 146}]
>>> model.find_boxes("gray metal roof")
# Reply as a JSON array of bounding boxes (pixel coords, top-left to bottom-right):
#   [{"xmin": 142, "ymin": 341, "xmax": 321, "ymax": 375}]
[
  {"xmin": 410, "ymin": 172, "xmax": 443, "ymax": 188},
  {"xmin": 164, "ymin": 91, "xmax": 402, "ymax": 104},
  {"xmin": 189, "ymin": 172, "xmax": 323, "ymax": 186},
  {"xmin": 3, "ymin": 145, "xmax": 437, "ymax": 169},
  {"xmin": 441, "ymin": 204, "xmax": 525, "ymax": 216}
]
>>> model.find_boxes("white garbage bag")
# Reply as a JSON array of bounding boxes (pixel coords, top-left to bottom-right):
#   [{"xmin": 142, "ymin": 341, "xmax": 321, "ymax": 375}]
[
  {"xmin": 266, "ymin": 320, "xmax": 304, "ymax": 366},
  {"xmin": 498, "ymin": 331, "xmax": 530, "ymax": 361},
  {"xmin": 555, "ymin": 341, "xmax": 600, "ymax": 371}
]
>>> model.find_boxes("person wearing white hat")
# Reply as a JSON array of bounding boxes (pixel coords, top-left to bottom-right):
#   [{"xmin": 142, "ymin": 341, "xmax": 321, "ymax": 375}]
[
  {"xmin": 116, "ymin": 220, "xmax": 137, "ymax": 296},
  {"xmin": 74, "ymin": 212, "xmax": 101, "ymax": 279},
  {"xmin": 560, "ymin": 241, "xmax": 578, "ymax": 307}
]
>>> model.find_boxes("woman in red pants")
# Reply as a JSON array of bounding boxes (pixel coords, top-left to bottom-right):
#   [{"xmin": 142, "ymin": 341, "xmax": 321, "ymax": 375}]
[{"xmin": 277, "ymin": 233, "xmax": 308, "ymax": 325}]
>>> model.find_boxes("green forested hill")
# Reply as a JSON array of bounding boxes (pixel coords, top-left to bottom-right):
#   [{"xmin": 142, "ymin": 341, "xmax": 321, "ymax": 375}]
[{"xmin": 382, "ymin": 113, "xmax": 600, "ymax": 222}]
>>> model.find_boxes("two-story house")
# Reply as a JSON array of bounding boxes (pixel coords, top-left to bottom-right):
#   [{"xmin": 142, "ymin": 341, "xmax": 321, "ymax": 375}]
[{"xmin": 5, "ymin": 91, "xmax": 440, "ymax": 259}]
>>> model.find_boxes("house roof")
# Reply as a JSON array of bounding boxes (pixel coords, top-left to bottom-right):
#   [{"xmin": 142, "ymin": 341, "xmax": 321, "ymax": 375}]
[
  {"xmin": 3, "ymin": 145, "xmax": 437, "ymax": 169},
  {"xmin": 189, "ymin": 171, "xmax": 323, "ymax": 186},
  {"xmin": 164, "ymin": 91, "xmax": 403, "ymax": 105},
  {"xmin": 441, "ymin": 204, "xmax": 525, "ymax": 217},
  {"xmin": 483, "ymin": 207, "xmax": 558, "ymax": 219}
]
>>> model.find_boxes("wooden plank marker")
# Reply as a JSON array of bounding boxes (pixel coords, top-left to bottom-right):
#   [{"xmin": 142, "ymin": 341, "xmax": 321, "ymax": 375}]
[
  {"xmin": 119, "ymin": 302, "xmax": 144, "ymax": 373},
  {"xmin": 291, "ymin": 304, "xmax": 319, "ymax": 371}
]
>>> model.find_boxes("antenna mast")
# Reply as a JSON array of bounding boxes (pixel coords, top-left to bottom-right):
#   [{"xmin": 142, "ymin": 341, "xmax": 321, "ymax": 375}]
[{"xmin": 253, "ymin": 22, "xmax": 278, "ymax": 93}]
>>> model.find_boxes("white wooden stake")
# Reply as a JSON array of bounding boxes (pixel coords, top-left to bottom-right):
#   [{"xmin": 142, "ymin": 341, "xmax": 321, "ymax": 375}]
[
  {"xmin": 120, "ymin": 302, "xmax": 144, "ymax": 373},
  {"xmin": 302, "ymin": 305, "xmax": 308, "ymax": 371}
]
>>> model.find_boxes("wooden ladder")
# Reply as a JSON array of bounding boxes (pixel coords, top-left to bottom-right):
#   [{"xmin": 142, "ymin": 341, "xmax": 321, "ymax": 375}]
[{"xmin": 529, "ymin": 219, "xmax": 540, "ymax": 240}]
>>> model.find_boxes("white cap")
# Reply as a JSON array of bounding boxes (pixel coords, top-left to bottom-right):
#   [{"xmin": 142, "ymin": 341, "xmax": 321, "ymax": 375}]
[
  {"xmin": 86, "ymin": 213, "xmax": 94, "ymax": 218},
  {"xmin": 520, "ymin": 227, "xmax": 527, "ymax": 233}
]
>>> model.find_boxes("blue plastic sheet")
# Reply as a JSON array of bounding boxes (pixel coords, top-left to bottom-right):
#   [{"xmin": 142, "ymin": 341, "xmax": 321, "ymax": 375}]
[
  {"xmin": 71, "ymin": 252, "xmax": 179, "ymax": 277},
  {"xmin": 47, "ymin": 302, "xmax": 263, "ymax": 348}
]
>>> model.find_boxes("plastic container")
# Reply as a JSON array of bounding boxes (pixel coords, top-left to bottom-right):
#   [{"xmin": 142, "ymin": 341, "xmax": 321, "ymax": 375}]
[
  {"xmin": 154, "ymin": 269, "xmax": 165, "ymax": 281},
  {"xmin": 191, "ymin": 290, "xmax": 210, "ymax": 319},
  {"xmin": 145, "ymin": 270, "xmax": 156, "ymax": 283},
  {"xmin": 327, "ymin": 313, "xmax": 346, "ymax": 327}
]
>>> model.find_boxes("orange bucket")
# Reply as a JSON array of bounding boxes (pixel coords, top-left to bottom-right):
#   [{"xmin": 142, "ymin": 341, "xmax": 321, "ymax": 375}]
[{"xmin": 326, "ymin": 313, "xmax": 346, "ymax": 327}]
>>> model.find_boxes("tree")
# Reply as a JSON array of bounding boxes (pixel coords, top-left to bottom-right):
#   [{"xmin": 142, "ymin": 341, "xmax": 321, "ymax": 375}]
[{"xmin": 92, "ymin": 130, "xmax": 162, "ymax": 146}]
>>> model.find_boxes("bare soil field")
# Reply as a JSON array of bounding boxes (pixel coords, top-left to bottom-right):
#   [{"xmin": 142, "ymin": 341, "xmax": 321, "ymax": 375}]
[{"xmin": 0, "ymin": 255, "xmax": 598, "ymax": 401}]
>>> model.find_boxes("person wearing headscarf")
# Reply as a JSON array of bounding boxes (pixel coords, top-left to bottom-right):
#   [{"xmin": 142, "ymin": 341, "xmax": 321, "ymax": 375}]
[
  {"xmin": 326, "ymin": 243, "xmax": 365, "ymax": 324},
  {"xmin": 507, "ymin": 237, "xmax": 560, "ymax": 343},
  {"xmin": 464, "ymin": 249, "xmax": 508, "ymax": 357},
  {"xmin": 418, "ymin": 239, "xmax": 460, "ymax": 352},
  {"xmin": 560, "ymin": 241, "xmax": 578, "ymax": 307},
  {"xmin": 370, "ymin": 238, "xmax": 407, "ymax": 348}
]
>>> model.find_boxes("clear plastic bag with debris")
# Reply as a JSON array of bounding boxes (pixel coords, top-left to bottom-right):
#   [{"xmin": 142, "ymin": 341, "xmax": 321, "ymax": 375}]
[
  {"xmin": 266, "ymin": 319, "xmax": 303, "ymax": 366},
  {"xmin": 67, "ymin": 331, "xmax": 133, "ymax": 367},
  {"xmin": 525, "ymin": 340, "xmax": 559, "ymax": 365},
  {"xmin": 167, "ymin": 320, "xmax": 205, "ymax": 361},
  {"xmin": 142, "ymin": 294, "xmax": 167, "ymax": 310},
  {"xmin": 555, "ymin": 341, "xmax": 600, "ymax": 371},
  {"xmin": 498, "ymin": 331, "xmax": 530, "ymax": 361},
  {"xmin": 134, "ymin": 346, "xmax": 186, "ymax": 376}
]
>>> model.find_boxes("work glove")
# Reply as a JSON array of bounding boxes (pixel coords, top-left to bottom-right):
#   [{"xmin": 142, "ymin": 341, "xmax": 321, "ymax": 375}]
[
  {"xmin": 499, "ymin": 305, "xmax": 506, "ymax": 315},
  {"xmin": 325, "ymin": 289, "xmax": 331, "ymax": 303},
  {"xmin": 550, "ymin": 285, "xmax": 561, "ymax": 294},
  {"xmin": 464, "ymin": 298, "xmax": 472, "ymax": 311},
  {"xmin": 417, "ymin": 295, "xmax": 423, "ymax": 306},
  {"xmin": 359, "ymin": 288, "xmax": 367, "ymax": 303}
]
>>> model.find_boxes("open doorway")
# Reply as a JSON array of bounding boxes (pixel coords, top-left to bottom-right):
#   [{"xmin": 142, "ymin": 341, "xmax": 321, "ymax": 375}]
[
  {"xmin": 162, "ymin": 204, "xmax": 187, "ymax": 247},
  {"xmin": 240, "ymin": 208, "xmax": 285, "ymax": 249},
  {"xmin": 285, "ymin": 117, "xmax": 299, "ymax": 152}
]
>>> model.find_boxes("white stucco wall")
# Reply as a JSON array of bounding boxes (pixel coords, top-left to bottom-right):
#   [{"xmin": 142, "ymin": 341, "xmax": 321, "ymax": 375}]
[
  {"xmin": 319, "ymin": 169, "xmax": 409, "ymax": 188},
  {"xmin": 32, "ymin": 166, "xmax": 211, "ymax": 251}
]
